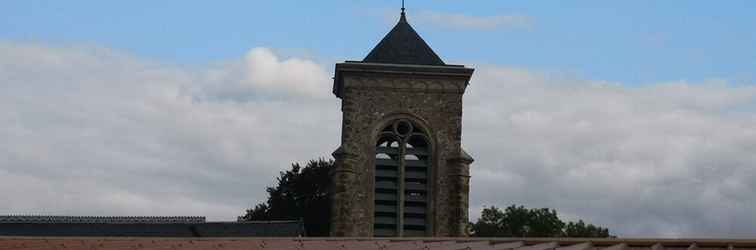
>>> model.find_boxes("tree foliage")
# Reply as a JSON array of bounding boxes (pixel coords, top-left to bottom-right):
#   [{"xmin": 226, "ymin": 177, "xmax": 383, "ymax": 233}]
[
  {"xmin": 240, "ymin": 158, "xmax": 612, "ymax": 238},
  {"xmin": 239, "ymin": 159, "xmax": 334, "ymax": 236},
  {"xmin": 564, "ymin": 220, "xmax": 611, "ymax": 238},
  {"xmin": 470, "ymin": 205, "xmax": 611, "ymax": 238}
]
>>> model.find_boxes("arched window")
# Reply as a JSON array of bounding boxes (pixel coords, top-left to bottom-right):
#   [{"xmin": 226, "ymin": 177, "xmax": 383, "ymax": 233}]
[{"xmin": 374, "ymin": 119, "xmax": 431, "ymax": 237}]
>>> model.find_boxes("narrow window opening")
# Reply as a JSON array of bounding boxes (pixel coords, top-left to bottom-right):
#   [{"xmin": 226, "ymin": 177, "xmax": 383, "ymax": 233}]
[
  {"xmin": 404, "ymin": 154, "xmax": 419, "ymax": 160},
  {"xmin": 374, "ymin": 119, "xmax": 431, "ymax": 237},
  {"xmin": 376, "ymin": 153, "xmax": 392, "ymax": 159}
]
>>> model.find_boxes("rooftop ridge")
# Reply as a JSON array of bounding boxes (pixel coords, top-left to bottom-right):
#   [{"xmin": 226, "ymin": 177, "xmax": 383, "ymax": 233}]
[{"xmin": 0, "ymin": 215, "xmax": 206, "ymax": 224}]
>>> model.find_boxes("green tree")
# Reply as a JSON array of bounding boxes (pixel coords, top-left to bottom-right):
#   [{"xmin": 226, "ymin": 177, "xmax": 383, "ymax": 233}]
[
  {"xmin": 564, "ymin": 220, "xmax": 610, "ymax": 238},
  {"xmin": 472, "ymin": 206, "xmax": 508, "ymax": 237},
  {"xmin": 239, "ymin": 159, "xmax": 334, "ymax": 236},
  {"xmin": 525, "ymin": 207, "xmax": 565, "ymax": 237},
  {"xmin": 471, "ymin": 205, "xmax": 611, "ymax": 238},
  {"xmin": 502, "ymin": 205, "xmax": 531, "ymax": 237},
  {"xmin": 240, "ymin": 159, "xmax": 612, "ymax": 238}
]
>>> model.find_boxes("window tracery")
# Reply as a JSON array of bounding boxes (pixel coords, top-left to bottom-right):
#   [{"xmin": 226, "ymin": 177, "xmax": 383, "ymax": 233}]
[{"xmin": 373, "ymin": 119, "xmax": 430, "ymax": 237}]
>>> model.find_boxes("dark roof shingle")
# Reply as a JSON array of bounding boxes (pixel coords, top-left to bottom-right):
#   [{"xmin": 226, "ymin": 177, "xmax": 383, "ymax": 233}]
[
  {"xmin": 0, "ymin": 221, "xmax": 303, "ymax": 237},
  {"xmin": 363, "ymin": 12, "xmax": 445, "ymax": 66}
]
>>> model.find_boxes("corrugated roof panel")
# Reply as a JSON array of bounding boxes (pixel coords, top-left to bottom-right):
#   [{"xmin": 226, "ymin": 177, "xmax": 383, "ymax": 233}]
[
  {"xmin": 492, "ymin": 241, "xmax": 526, "ymax": 250},
  {"xmin": 421, "ymin": 240, "xmax": 459, "ymax": 249},
  {"xmin": 557, "ymin": 242, "xmax": 594, "ymax": 250},
  {"xmin": 516, "ymin": 242, "xmax": 560, "ymax": 250},
  {"xmin": 260, "ymin": 242, "xmax": 300, "ymax": 249},
  {"xmin": 604, "ymin": 243, "xmax": 630, "ymax": 250},
  {"xmin": 336, "ymin": 240, "xmax": 385, "ymax": 250},
  {"xmin": 449, "ymin": 240, "xmax": 497, "ymax": 250},
  {"xmin": 0, "ymin": 238, "xmax": 753, "ymax": 250},
  {"xmin": 383, "ymin": 240, "xmax": 423, "ymax": 250}
]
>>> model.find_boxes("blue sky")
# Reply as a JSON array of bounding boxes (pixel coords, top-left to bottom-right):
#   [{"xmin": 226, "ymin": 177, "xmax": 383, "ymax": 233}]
[{"xmin": 3, "ymin": 1, "xmax": 755, "ymax": 85}]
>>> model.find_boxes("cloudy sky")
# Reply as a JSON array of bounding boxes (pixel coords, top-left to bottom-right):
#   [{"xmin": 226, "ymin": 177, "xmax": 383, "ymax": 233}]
[{"xmin": 2, "ymin": 1, "xmax": 756, "ymax": 238}]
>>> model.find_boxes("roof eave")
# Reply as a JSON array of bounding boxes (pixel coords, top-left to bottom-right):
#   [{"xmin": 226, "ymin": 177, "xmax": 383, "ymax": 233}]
[{"xmin": 333, "ymin": 61, "xmax": 474, "ymax": 98}]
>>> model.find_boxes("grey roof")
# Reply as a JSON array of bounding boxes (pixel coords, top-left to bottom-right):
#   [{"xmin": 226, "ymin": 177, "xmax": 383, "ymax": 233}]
[
  {"xmin": 363, "ymin": 12, "xmax": 445, "ymax": 66},
  {"xmin": 0, "ymin": 220, "xmax": 303, "ymax": 237},
  {"xmin": 0, "ymin": 215, "xmax": 205, "ymax": 224}
]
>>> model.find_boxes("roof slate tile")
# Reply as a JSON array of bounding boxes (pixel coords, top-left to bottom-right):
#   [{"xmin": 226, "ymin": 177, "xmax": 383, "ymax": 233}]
[{"xmin": 363, "ymin": 12, "xmax": 445, "ymax": 66}]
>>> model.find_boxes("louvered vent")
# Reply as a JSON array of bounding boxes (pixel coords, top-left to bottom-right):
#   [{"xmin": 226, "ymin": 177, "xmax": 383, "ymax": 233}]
[{"xmin": 374, "ymin": 119, "xmax": 430, "ymax": 237}]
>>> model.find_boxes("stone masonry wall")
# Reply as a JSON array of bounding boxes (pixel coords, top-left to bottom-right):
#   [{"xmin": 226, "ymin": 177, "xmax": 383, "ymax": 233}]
[{"xmin": 330, "ymin": 73, "xmax": 471, "ymax": 237}]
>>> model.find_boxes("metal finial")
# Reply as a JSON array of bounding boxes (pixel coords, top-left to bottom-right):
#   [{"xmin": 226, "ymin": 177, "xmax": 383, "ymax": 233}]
[{"xmin": 401, "ymin": 0, "xmax": 405, "ymax": 14}]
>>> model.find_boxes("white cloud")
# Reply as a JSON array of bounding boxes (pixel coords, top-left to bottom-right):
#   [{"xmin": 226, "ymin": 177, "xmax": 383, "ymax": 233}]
[
  {"xmin": 241, "ymin": 47, "xmax": 331, "ymax": 98},
  {"xmin": 1, "ymin": 42, "xmax": 756, "ymax": 237},
  {"xmin": 465, "ymin": 66, "xmax": 756, "ymax": 237},
  {"xmin": 413, "ymin": 11, "xmax": 533, "ymax": 30},
  {"xmin": 0, "ymin": 42, "xmax": 340, "ymax": 221}
]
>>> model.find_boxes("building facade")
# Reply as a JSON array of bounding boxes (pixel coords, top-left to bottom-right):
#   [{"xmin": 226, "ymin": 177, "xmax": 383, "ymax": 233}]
[{"xmin": 330, "ymin": 10, "xmax": 475, "ymax": 237}]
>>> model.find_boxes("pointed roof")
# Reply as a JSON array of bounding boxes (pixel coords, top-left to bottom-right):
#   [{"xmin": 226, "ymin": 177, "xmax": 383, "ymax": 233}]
[{"xmin": 363, "ymin": 12, "xmax": 445, "ymax": 66}]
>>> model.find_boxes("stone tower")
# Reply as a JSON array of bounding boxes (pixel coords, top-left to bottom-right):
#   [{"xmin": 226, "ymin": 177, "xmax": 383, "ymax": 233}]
[{"xmin": 330, "ymin": 10, "xmax": 474, "ymax": 237}]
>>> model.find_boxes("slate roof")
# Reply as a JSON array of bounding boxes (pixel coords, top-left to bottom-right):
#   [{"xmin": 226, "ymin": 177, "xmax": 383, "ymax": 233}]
[
  {"xmin": 0, "ymin": 221, "xmax": 303, "ymax": 237},
  {"xmin": 0, "ymin": 215, "xmax": 205, "ymax": 224},
  {"xmin": 363, "ymin": 11, "xmax": 445, "ymax": 66},
  {"xmin": 332, "ymin": 11, "xmax": 475, "ymax": 98},
  {"xmin": 1, "ymin": 237, "xmax": 755, "ymax": 250}
]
